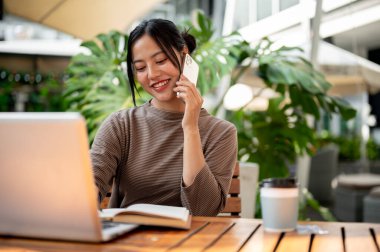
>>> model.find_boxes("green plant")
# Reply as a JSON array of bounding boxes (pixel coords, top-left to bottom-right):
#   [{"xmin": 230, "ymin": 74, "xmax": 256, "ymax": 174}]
[
  {"xmin": 63, "ymin": 31, "xmax": 148, "ymax": 142},
  {"xmin": 0, "ymin": 69, "xmax": 66, "ymax": 112},
  {"xmin": 334, "ymin": 137, "xmax": 361, "ymax": 161},
  {"xmin": 27, "ymin": 75, "xmax": 66, "ymax": 112},
  {"xmin": 230, "ymin": 97, "xmax": 316, "ymax": 179},
  {"xmin": 220, "ymin": 39, "xmax": 356, "ymax": 220},
  {"xmin": 300, "ymin": 188, "xmax": 336, "ymax": 221},
  {"xmin": 367, "ymin": 138, "xmax": 380, "ymax": 161},
  {"xmin": 180, "ymin": 10, "xmax": 244, "ymax": 95},
  {"xmin": 225, "ymin": 39, "xmax": 356, "ymax": 180},
  {"xmin": 316, "ymin": 131, "xmax": 380, "ymax": 161}
]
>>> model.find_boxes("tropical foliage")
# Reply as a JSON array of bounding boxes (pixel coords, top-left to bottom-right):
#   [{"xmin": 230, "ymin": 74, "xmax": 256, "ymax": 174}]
[
  {"xmin": 180, "ymin": 10, "xmax": 245, "ymax": 95},
  {"xmin": 226, "ymin": 38, "xmax": 356, "ymax": 180},
  {"xmin": 317, "ymin": 131, "xmax": 380, "ymax": 161},
  {"xmin": 63, "ymin": 31, "xmax": 132, "ymax": 141},
  {"xmin": 0, "ymin": 69, "xmax": 65, "ymax": 112}
]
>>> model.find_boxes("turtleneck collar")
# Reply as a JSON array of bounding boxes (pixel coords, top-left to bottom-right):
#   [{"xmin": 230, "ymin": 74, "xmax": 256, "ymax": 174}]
[{"xmin": 144, "ymin": 100, "xmax": 209, "ymax": 121}]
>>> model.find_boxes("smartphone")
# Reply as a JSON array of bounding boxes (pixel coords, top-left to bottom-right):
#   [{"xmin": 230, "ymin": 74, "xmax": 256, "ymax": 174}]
[{"xmin": 182, "ymin": 54, "xmax": 199, "ymax": 86}]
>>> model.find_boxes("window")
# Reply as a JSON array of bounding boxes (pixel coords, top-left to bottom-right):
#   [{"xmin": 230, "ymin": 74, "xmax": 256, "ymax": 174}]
[
  {"xmin": 233, "ymin": 0, "xmax": 252, "ymax": 29},
  {"xmin": 257, "ymin": 0, "xmax": 272, "ymax": 20},
  {"xmin": 280, "ymin": 0, "xmax": 299, "ymax": 11},
  {"xmin": 256, "ymin": 0, "xmax": 299, "ymax": 21}
]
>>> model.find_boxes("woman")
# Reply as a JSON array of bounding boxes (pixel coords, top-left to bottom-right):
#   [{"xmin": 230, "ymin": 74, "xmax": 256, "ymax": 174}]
[{"xmin": 91, "ymin": 19, "xmax": 237, "ymax": 216}]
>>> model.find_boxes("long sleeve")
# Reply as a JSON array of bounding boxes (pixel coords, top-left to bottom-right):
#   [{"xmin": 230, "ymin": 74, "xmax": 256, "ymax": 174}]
[
  {"xmin": 180, "ymin": 124, "xmax": 237, "ymax": 216},
  {"xmin": 90, "ymin": 112, "xmax": 126, "ymax": 202},
  {"xmin": 89, "ymin": 103, "xmax": 238, "ymax": 215}
]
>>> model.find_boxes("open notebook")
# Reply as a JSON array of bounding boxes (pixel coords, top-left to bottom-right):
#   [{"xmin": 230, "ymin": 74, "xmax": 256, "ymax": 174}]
[{"xmin": 0, "ymin": 112, "xmax": 137, "ymax": 242}]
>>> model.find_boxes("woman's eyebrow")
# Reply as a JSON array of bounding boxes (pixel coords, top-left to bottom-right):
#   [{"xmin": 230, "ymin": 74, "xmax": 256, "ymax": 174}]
[{"xmin": 133, "ymin": 51, "xmax": 165, "ymax": 64}]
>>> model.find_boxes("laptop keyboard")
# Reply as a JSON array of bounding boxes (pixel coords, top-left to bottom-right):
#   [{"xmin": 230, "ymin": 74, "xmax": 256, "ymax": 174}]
[{"xmin": 102, "ymin": 221, "xmax": 120, "ymax": 230}]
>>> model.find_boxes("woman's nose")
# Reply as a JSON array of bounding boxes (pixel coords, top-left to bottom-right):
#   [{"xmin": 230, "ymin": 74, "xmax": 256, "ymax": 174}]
[{"xmin": 147, "ymin": 65, "xmax": 160, "ymax": 79}]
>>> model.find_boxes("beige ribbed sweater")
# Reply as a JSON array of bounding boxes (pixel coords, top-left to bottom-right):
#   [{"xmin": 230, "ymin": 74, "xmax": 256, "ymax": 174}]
[{"xmin": 91, "ymin": 101, "xmax": 237, "ymax": 216}]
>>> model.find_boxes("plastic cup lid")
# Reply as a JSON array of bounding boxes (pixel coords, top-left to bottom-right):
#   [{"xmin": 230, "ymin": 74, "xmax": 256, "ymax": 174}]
[{"xmin": 260, "ymin": 177, "xmax": 298, "ymax": 188}]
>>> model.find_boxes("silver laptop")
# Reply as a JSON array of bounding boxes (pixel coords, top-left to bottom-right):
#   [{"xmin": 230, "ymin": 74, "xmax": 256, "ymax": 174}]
[{"xmin": 0, "ymin": 112, "xmax": 137, "ymax": 242}]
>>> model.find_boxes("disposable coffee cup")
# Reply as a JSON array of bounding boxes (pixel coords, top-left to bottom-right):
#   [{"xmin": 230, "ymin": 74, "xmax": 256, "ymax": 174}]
[{"xmin": 260, "ymin": 178, "xmax": 298, "ymax": 232}]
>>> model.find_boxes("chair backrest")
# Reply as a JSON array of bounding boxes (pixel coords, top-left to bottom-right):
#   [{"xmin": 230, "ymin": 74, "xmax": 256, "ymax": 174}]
[
  {"xmin": 219, "ymin": 162, "xmax": 241, "ymax": 216},
  {"xmin": 100, "ymin": 162, "xmax": 243, "ymax": 216}
]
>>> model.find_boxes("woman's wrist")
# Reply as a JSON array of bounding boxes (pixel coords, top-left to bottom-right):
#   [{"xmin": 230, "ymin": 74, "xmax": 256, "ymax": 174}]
[{"xmin": 183, "ymin": 125, "xmax": 199, "ymax": 134}]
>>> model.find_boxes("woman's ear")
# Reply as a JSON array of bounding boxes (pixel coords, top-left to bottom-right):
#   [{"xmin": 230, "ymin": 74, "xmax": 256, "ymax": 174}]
[{"xmin": 182, "ymin": 46, "xmax": 189, "ymax": 55}]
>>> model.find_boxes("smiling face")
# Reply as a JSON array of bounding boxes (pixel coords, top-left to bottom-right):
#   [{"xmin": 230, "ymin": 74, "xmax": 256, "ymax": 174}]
[{"xmin": 132, "ymin": 34, "xmax": 184, "ymax": 111}]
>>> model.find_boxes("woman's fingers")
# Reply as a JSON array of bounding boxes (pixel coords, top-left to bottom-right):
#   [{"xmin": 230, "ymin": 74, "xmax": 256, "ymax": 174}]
[
  {"xmin": 175, "ymin": 78, "xmax": 202, "ymax": 103},
  {"xmin": 175, "ymin": 85, "xmax": 202, "ymax": 105}
]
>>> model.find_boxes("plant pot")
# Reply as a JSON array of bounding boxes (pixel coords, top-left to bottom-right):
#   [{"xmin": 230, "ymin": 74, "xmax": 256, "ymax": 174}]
[{"xmin": 338, "ymin": 161, "xmax": 363, "ymax": 174}]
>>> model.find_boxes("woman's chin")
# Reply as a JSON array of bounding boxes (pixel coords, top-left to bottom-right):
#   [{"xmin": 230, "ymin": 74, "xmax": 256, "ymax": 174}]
[{"xmin": 153, "ymin": 92, "xmax": 177, "ymax": 102}]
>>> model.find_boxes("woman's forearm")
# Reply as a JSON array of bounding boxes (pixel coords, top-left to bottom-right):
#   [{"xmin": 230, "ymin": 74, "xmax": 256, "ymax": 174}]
[{"xmin": 182, "ymin": 127, "xmax": 205, "ymax": 186}]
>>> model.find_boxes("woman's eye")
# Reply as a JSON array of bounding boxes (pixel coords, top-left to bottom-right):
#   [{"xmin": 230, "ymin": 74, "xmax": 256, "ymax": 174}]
[
  {"xmin": 135, "ymin": 66, "xmax": 145, "ymax": 72},
  {"xmin": 157, "ymin": 58, "xmax": 167, "ymax": 64}
]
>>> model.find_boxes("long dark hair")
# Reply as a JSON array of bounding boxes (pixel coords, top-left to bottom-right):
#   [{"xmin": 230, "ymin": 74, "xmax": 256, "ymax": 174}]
[{"xmin": 126, "ymin": 19, "xmax": 196, "ymax": 106}]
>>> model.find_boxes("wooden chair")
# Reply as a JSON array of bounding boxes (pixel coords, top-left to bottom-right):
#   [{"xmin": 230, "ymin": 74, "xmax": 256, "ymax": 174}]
[
  {"xmin": 219, "ymin": 162, "xmax": 241, "ymax": 217},
  {"xmin": 100, "ymin": 162, "xmax": 241, "ymax": 216}
]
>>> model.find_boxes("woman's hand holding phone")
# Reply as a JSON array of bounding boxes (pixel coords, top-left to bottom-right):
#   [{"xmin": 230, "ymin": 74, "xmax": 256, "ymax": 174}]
[
  {"xmin": 175, "ymin": 54, "xmax": 205, "ymax": 186},
  {"xmin": 173, "ymin": 54, "xmax": 202, "ymax": 131}
]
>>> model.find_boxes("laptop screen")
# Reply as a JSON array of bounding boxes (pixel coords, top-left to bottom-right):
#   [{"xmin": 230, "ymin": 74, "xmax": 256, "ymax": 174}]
[{"xmin": 0, "ymin": 113, "xmax": 103, "ymax": 241}]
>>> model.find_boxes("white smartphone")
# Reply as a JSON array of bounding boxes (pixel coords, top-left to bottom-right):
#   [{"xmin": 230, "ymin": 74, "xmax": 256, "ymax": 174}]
[{"xmin": 182, "ymin": 54, "xmax": 199, "ymax": 86}]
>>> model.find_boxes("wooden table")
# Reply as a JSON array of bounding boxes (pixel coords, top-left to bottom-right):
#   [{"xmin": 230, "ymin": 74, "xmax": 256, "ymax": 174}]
[{"xmin": 1, "ymin": 217, "xmax": 380, "ymax": 252}]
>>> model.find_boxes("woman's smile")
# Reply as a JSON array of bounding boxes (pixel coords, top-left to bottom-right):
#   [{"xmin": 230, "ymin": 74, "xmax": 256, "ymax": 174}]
[{"xmin": 151, "ymin": 79, "xmax": 171, "ymax": 92}]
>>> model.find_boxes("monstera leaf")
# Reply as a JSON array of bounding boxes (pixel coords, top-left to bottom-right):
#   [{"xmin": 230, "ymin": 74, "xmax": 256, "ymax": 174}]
[
  {"xmin": 255, "ymin": 39, "xmax": 356, "ymax": 121},
  {"xmin": 181, "ymin": 10, "xmax": 245, "ymax": 95},
  {"xmin": 226, "ymin": 38, "xmax": 357, "ymax": 181},
  {"xmin": 64, "ymin": 31, "xmax": 148, "ymax": 142}
]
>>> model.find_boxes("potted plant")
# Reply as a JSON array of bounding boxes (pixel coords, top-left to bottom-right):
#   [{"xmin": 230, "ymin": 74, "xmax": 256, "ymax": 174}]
[
  {"xmin": 222, "ymin": 38, "xmax": 356, "ymax": 179},
  {"xmin": 317, "ymin": 131, "xmax": 380, "ymax": 174},
  {"xmin": 368, "ymin": 137, "xmax": 380, "ymax": 174},
  {"xmin": 220, "ymin": 38, "xmax": 356, "ymax": 220}
]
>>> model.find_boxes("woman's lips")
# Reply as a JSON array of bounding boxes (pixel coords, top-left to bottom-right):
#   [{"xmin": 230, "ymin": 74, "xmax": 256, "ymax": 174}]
[{"xmin": 151, "ymin": 79, "xmax": 170, "ymax": 92}]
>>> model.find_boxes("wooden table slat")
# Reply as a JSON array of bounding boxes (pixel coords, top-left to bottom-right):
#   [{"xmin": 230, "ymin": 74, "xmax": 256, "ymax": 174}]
[
  {"xmin": 345, "ymin": 223, "xmax": 379, "ymax": 252},
  {"xmin": 310, "ymin": 222, "xmax": 344, "ymax": 252},
  {"xmin": 170, "ymin": 221, "xmax": 232, "ymax": 252},
  {"xmin": 111, "ymin": 220, "xmax": 208, "ymax": 251},
  {"xmin": 372, "ymin": 226, "xmax": 380, "ymax": 251},
  {"xmin": 276, "ymin": 231, "xmax": 311, "ymax": 252},
  {"xmin": 205, "ymin": 222, "xmax": 259, "ymax": 252},
  {"xmin": 239, "ymin": 224, "xmax": 282, "ymax": 252}
]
